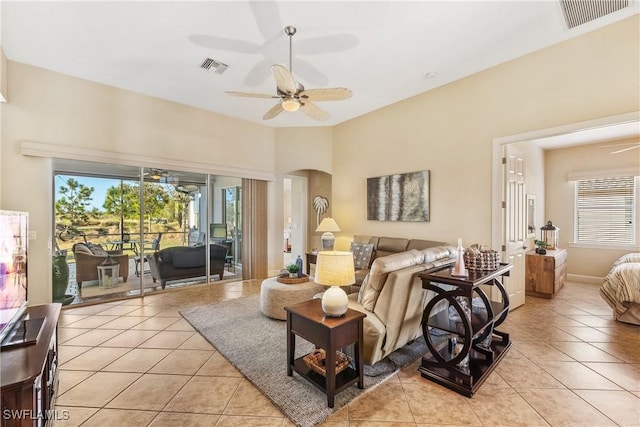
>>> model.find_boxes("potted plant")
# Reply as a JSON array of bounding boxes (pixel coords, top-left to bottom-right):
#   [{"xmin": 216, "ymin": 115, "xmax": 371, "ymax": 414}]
[
  {"xmin": 286, "ymin": 263, "xmax": 300, "ymax": 278},
  {"xmin": 534, "ymin": 240, "xmax": 548, "ymax": 255}
]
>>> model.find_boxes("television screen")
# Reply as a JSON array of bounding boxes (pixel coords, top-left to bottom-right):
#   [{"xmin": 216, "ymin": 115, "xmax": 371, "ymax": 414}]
[{"xmin": 0, "ymin": 210, "xmax": 28, "ymax": 343}]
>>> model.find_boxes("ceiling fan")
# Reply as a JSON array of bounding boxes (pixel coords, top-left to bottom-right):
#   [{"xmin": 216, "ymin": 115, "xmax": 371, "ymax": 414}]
[
  {"xmin": 189, "ymin": 2, "xmax": 357, "ymax": 86},
  {"xmin": 225, "ymin": 26, "xmax": 352, "ymax": 121},
  {"xmin": 143, "ymin": 168, "xmax": 184, "ymax": 183}
]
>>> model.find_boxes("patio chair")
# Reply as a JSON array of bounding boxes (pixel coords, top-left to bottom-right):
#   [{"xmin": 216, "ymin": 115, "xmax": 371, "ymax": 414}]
[
  {"xmin": 72, "ymin": 243, "xmax": 129, "ymax": 288},
  {"xmin": 135, "ymin": 233, "xmax": 162, "ymax": 276},
  {"xmin": 188, "ymin": 230, "xmax": 205, "ymax": 246}
]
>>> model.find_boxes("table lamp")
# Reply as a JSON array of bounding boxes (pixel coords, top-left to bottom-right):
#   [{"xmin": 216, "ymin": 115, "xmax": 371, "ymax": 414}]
[
  {"xmin": 315, "ymin": 218, "xmax": 340, "ymax": 251},
  {"xmin": 314, "ymin": 251, "xmax": 355, "ymax": 317}
]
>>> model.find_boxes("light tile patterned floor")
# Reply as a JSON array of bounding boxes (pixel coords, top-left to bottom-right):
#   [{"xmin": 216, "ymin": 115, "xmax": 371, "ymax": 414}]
[{"xmin": 53, "ymin": 280, "xmax": 640, "ymax": 426}]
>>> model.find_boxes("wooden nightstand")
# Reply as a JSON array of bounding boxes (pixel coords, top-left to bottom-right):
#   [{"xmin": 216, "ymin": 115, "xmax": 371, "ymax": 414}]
[{"xmin": 525, "ymin": 249, "xmax": 567, "ymax": 298}]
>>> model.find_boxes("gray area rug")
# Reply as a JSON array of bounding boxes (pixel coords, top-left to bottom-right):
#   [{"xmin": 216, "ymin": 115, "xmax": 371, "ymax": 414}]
[{"xmin": 180, "ymin": 294, "xmax": 430, "ymax": 427}]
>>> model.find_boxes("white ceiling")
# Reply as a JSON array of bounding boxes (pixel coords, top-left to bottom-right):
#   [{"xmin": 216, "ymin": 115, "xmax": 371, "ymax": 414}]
[
  {"xmin": 2, "ymin": 1, "xmax": 639, "ymax": 129},
  {"xmin": 532, "ymin": 121, "xmax": 640, "ymax": 149}
]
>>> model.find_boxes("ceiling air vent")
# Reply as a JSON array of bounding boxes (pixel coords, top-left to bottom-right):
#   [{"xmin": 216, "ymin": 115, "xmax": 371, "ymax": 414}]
[
  {"xmin": 200, "ymin": 58, "xmax": 228, "ymax": 75},
  {"xmin": 559, "ymin": 0, "xmax": 630, "ymax": 29}
]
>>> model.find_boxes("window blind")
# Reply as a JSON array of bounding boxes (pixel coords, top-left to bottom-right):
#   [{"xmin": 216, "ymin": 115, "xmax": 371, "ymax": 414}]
[{"xmin": 575, "ymin": 176, "xmax": 635, "ymax": 245}]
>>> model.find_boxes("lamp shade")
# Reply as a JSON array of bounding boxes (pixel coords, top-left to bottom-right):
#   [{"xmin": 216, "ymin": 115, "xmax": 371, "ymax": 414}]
[
  {"xmin": 316, "ymin": 218, "xmax": 341, "ymax": 251},
  {"xmin": 315, "ymin": 218, "xmax": 340, "ymax": 233},
  {"xmin": 315, "ymin": 251, "xmax": 355, "ymax": 317}
]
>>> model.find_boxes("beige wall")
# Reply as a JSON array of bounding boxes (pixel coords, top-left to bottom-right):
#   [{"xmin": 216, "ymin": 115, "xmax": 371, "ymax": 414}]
[
  {"xmin": 545, "ymin": 138, "xmax": 640, "ymax": 279},
  {"xmin": 271, "ymin": 127, "xmax": 332, "ymax": 274},
  {"xmin": 331, "ymin": 15, "xmax": 639, "ymax": 273},
  {"xmin": 307, "ymin": 170, "xmax": 332, "ymax": 252},
  {"xmin": 2, "ymin": 16, "xmax": 638, "ymax": 302},
  {"xmin": 1, "ymin": 62, "xmax": 280, "ymax": 304}
]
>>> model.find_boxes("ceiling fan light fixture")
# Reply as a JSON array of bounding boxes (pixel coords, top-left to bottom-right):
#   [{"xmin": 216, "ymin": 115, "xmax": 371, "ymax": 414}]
[{"xmin": 281, "ymin": 98, "xmax": 300, "ymax": 112}]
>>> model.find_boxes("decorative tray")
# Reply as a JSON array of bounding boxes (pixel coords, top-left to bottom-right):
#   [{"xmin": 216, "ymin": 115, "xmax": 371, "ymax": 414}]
[
  {"xmin": 303, "ymin": 349, "xmax": 352, "ymax": 377},
  {"xmin": 277, "ymin": 273, "xmax": 310, "ymax": 284}
]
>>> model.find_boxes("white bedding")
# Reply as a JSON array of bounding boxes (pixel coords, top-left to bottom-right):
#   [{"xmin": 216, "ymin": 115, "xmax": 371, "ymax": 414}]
[{"xmin": 600, "ymin": 253, "xmax": 640, "ymax": 325}]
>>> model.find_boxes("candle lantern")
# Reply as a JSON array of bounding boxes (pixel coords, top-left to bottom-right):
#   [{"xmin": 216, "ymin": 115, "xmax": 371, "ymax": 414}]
[
  {"xmin": 540, "ymin": 220, "xmax": 559, "ymax": 250},
  {"xmin": 97, "ymin": 255, "xmax": 120, "ymax": 288}
]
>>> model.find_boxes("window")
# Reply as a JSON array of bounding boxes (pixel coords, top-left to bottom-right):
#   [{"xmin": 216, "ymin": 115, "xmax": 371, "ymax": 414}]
[{"xmin": 575, "ymin": 175, "xmax": 636, "ymax": 245}]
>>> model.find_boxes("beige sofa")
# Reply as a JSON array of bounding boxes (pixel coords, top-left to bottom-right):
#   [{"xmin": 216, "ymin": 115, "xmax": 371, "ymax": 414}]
[
  {"xmin": 351, "ymin": 235, "xmax": 450, "ymax": 290},
  {"xmin": 347, "ymin": 246, "xmax": 456, "ymax": 365}
]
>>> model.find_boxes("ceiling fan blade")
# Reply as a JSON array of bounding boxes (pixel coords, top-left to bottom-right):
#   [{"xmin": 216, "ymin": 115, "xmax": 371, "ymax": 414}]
[
  {"xmin": 244, "ymin": 58, "xmax": 272, "ymax": 87},
  {"xmin": 271, "ymin": 64, "xmax": 296, "ymax": 95},
  {"xmin": 226, "ymin": 91, "xmax": 278, "ymax": 99},
  {"xmin": 611, "ymin": 145, "xmax": 640, "ymax": 154},
  {"xmin": 263, "ymin": 102, "xmax": 284, "ymax": 120},
  {"xmin": 300, "ymin": 88, "xmax": 353, "ymax": 102},
  {"xmin": 249, "ymin": 1, "xmax": 283, "ymax": 42},
  {"xmin": 188, "ymin": 35, "xmax": 260, "ymax": 53},
  {"xmin": 291, "ymin": 58, "xmax": 329, "ymax": 87},
  {"xmin": 296, "ymin": 34, "xmax": 359, "ymax": 54},
  {"xmin": 300, "ymin": 101, "xmax": 329, "ymax": 121}
]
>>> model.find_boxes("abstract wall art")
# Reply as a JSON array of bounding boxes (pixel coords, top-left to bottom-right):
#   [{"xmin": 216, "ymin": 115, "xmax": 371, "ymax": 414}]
[{"xmin": 367, "ymin": 170, "xmax": 430, "ymax": 222}]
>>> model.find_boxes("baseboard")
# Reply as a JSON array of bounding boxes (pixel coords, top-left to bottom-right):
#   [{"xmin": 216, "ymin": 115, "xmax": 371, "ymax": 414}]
[{"xmin": 567, "ymin": 274, "xmax": 603, "ymax": 285}]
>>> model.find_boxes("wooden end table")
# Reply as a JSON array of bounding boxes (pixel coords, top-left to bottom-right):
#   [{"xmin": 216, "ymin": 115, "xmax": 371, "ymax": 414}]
[
  {"xmin": 285, "ymin": 299, "xmax": 366, "ymax": 408},
  {"xmin": 305, "ymin": 252, "xmax": 318, "ymax": 275}
]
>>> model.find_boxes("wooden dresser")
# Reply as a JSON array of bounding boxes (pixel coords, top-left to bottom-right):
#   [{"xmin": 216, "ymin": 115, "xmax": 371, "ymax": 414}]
[{"xmin": 525, "ymin": 249, "xmax": 567, "ymax": 298}]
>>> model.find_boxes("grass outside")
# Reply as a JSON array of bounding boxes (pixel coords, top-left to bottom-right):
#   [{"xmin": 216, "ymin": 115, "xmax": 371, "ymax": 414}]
[{"xmin": 56, "ymin": 218, "xmax": 192, "ymax": 263}]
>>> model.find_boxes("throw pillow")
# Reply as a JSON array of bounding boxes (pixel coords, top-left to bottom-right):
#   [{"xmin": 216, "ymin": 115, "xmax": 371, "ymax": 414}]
[
  {"xmin": 350, "ymin": 242, "xmax": 374, "ymax": 269},
  {"xmin": 86, "ymin": 243, "xmax": 108, "ymax": 256}
]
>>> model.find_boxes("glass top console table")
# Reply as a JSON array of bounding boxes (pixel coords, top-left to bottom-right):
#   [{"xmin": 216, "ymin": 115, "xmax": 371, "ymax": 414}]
[{"xmin": 418, "ymin": 263, "xmax": 513, "ymax": 397}]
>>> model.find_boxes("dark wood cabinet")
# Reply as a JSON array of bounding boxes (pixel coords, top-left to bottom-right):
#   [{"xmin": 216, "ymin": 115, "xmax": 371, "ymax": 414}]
[
  {"xmin": 525, "ymin": 249, "xmax": 567, "ymax": 298},
  {"xmin": 1, "ymin": 304, "xmax": 61, "ymax": 427}
]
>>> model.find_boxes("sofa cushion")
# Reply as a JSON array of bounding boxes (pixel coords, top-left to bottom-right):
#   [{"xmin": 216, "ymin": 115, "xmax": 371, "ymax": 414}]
[
  {"xmin": 407, "ymin": 239, "xmax": 449, "ymax": 251},
  {"xmin": 350, "ymin": 241, "xmax": 374, "ymax": 269},
  {"xmin": 73, "ymin": 243, "xmax": 92, "ymax": 255},
  {"xmin": 173, "ymin": 248, "xmax": 205, "ymax": 269},
  {"xmin": 86, "ymin": 243, "xmax": 108, "ymax": 256},
  {"xmin": 420, "ymin": 246, "xmax": 454, "ymax": 262},
  {"xmin": 374, "ymin": 237, "xmax": 410, "ymax": 259},
  {"xmin": 358, "ymin": 249, "xmax": 425, "ymax": 311}
]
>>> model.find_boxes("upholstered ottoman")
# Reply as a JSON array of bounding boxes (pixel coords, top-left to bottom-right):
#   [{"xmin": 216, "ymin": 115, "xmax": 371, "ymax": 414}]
[{"xmin": 260, "ymin": 277, "xmax": 325, "ymax": 320}]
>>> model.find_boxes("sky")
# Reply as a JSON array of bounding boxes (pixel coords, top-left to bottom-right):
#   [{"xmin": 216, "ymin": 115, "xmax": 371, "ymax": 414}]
[{"xmin": 54, "ymin": 175, "xmax": 123, "ymax": 211}]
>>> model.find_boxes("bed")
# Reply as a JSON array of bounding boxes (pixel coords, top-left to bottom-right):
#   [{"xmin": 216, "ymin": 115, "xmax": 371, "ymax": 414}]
[{"xmin": 599, "ymin": 253, "xmax": 640, "ymax": 325}]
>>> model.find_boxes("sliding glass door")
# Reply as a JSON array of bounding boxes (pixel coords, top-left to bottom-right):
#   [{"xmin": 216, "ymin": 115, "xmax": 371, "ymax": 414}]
[
  {"xmin": 209, "ymin": 177, "xmax": 243, "ymax": 280},
  {"xmin": 53, "ymin": 159, "xmax": 244, "ymax": 306},
  {"xmin": 53, "ymin": 162, "xmax": 143, "ymax": 304}
]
